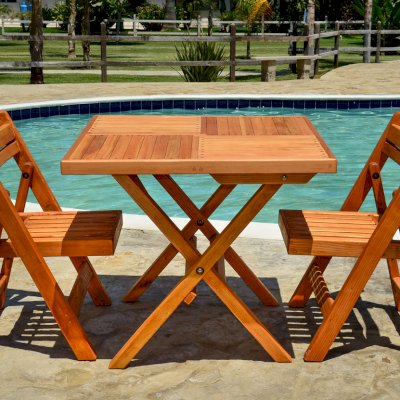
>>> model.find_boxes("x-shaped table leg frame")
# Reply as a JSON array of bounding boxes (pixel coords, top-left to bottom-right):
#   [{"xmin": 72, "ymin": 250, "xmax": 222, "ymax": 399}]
[
  {"xmin": 110, "ymin": 174, "xmax": 291, "ymax": 368},
  {"xmin": 123, "ymin": 174, "xmax": 278, "ymax": 307}
]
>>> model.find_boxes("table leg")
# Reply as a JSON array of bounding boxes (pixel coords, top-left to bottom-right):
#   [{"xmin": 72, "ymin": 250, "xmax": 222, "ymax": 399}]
[
  {"xmin": 156, "ymin": 175, "xmax": 278, "ymax": 306},
  {"xmin": 204, "ymin": 269, "xmax": 291, "ymax": 362},
  {"xmin": 110, "ymin": 178, "xmax": 286, "ymax": 368},
  {"xmin": 123, "ymin": 184, "xmax": 235, "ymax": 302}
]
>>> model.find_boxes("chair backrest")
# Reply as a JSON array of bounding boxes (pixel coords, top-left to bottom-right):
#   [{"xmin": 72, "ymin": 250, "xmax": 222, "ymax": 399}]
[
  {"xmin": 341, "ymin": 111, "xmax": 400, "ymax": 216},
  {"xmin": 0, "ymin": 111, "xmax": 61, "ymax": 215}
]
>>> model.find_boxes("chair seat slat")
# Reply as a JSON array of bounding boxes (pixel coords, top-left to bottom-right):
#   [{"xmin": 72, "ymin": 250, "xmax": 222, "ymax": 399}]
[
  {"xmin": 0, "ymin": 210, "xmax": 122, "ymax": 257},
  {"xmin": 279, "ymin": 209, "xmax": 400, "ymax": 257}
]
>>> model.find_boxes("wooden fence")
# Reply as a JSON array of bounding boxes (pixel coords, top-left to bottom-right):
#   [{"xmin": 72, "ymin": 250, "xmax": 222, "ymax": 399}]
[{"xmin": 0, "ymin": 19, "xmax": 399, "ymax": 82}]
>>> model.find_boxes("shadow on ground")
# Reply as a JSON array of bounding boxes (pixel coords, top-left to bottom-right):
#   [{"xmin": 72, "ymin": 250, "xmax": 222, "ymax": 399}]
[{"xmin": 2, "ymin": 275, "xmax": 400, "ymax": 367}]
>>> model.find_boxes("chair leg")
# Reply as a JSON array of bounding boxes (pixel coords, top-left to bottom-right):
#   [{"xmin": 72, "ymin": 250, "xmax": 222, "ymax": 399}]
[
  {"xmin": 26, "ymin": 256, "xmax": 97, "ymax": 360},
  {"xmin": 70, "ymin": 257, "xmax": 111, "ymax": 307},
  {"xmin": 289, "ymin": 256, "xmax": 332, "ymax": 308},
  {"xmin": 305, "ymin": 193, "xmax": 400, "ymax": 361},
  {"xmin": 0, "ymin": 258, "xmax": 13, "ymax": 309},
  {"xmin": 387, "ymin": 258, "xmax": 400, "ymax": 311}
]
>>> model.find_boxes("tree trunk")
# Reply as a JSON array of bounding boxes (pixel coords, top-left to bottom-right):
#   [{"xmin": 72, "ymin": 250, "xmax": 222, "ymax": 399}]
[
  {"xmin": 363, "ymin": 0, "xmax": 372, "ymax": 63},
  {"xmin": 29, "ymin": 0, "xmax": 44, "ymax": 84},
  {"xmin": 306, "ymin": 0, "xmax": 315, "ymax": 76},
  {"xmin": 163, "ymin": 0, "xmax": 176, "ymax": 30},
  {"xmin": 307, "ymin": 1, "xmax": 315, "ymax": 35},
  {"xmin": 82, "ymin": 0, "xmax": 91, "ymax": 64},
  {"xmin": 68, "ymin": 0, "xmax": 77, "ymax": 59},
  {"xmin": 246, "ymin": 24, "xmax": 251, "ymax": 59}
]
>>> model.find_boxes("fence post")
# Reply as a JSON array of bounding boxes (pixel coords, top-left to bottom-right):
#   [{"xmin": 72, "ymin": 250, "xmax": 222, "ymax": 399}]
[
  {"xmin": 334, "ymin": 21, "xmax": 340, "ymax": 68},
  {"xmin": 197, "ymin": 15, "xmax": 201, "ymax": 36},
  {"xmin": 100, "ymin": 21, "xmax": 107, "ymax": 82},
  {"xmin": 261, "ymin": 60, "xmax": 276, "ymax": 82},
  {"xmin": 375, "ymin": 20, "xmax": 381, "ymax": 63},
  {"xmin": 229, "ymin": 24, "xmax": 236, "ymax": 82},
  {"xmin": 133, "ymin": 14, "xmax": 137, "ymax": 37},
  {"xmin": 261, "ymin": 15, "xmax": 265, "ymax": 37},
  {"xmin": 314, "ymin": 23, "xmax": 320, "ymax": 76}
]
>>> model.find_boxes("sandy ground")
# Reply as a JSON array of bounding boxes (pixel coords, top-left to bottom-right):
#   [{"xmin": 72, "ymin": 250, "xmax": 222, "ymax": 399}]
[
  {"xmin": 1, "ymin": 60, "xmax": 400, "ymax": 105},
  {"xmin": 1, "ymin": 62, "xmax": 400, "ymax": 399}
]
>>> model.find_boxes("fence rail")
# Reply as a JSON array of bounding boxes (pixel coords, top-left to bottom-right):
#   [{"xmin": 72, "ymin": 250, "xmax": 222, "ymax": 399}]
[
  {"xmin": 0, "ymin": 16, "xmax": 366, "ymax": 35},
  {"xmin": 0, "ymin": 20, "xmax": 399, "ymax": 82}
]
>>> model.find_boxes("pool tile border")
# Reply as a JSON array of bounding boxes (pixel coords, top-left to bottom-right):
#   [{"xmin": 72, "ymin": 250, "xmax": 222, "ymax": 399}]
[{"xmin": 4, "ymin": 95, "xmax": 400, "ymax": 121}]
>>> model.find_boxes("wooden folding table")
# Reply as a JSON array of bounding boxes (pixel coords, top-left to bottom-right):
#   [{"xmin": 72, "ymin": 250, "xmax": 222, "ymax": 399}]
[{"xmin": 61, "ymin": 115, "xmax": 337, "ymax": 368}]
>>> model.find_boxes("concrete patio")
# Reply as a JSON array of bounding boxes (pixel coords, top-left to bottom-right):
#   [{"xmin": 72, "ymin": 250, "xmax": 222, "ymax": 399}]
[{"xmin": 1, "ymin": 61, "xmax": 400, "ymax": 399}]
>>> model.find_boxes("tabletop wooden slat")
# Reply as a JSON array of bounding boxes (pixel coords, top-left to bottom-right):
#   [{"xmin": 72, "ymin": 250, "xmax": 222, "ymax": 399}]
[
  {"xmin": 90, "ymin": 115, "xmax": 202, "ymax": 136},
  {"xmin": 61, "ymin": 115, "xmax": 337, "ymax": 175},
  {"xmin": 260, "ymin": 117, "xmax": 279, "ymax": 135},
  {"xmin": 124, "ymin": 136, "xmax": 145, "ymax": 159}
]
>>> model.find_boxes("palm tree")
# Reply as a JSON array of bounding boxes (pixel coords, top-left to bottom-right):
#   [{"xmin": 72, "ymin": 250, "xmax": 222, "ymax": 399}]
[
  {"xmin": 68, "ymin": 0, "xmax": 77, "ymax": 59},
  {"xmin": 364, "ymin": 0, "xmax": 372, "ymax": 62},
  {"xmin": 30, "ymin": 0, "xmax": 44, "ymax": 83},
  {"xmin": 81, "ymin": 0, "xmax": 91, "ymax": 63},
  {"xmin": 163, "ymin": 0, "xmax": 177, "ymax": 30},
  {"xmin": 236, "ymin": 0, "xmax": 272, "ymax": 58}
]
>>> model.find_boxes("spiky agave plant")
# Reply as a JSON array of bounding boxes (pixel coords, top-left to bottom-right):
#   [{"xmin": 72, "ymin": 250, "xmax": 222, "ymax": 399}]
[{"xmin": 175, "ymin": 41, "xmax": 226, "ymax": 82}]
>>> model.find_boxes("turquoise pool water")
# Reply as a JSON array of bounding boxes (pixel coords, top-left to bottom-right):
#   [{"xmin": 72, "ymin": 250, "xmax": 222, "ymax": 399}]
[{"xmin": 3, "ymin": 107, "xmax": 398, "ymax": 223}]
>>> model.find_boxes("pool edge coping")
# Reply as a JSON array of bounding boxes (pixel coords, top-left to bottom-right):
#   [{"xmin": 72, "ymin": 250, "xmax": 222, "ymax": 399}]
[{"xmin": 2, "ymin": 93, "xmax": 400, "ymax": 111}]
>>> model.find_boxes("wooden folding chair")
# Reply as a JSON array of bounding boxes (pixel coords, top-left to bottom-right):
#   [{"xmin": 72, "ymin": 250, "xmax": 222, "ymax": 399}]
[
  {"xmin": 278, "ymin": 111, "xmax": 400, "ymax": 361},
  {"xmin": 0, "ymin": 110, "xmax": 123, "ymax": 360}
]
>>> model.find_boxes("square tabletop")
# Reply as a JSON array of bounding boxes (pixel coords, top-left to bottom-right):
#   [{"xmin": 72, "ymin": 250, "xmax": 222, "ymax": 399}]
[{"xmin": 61, "ymin": 115, "xmax": 337, "ymax": 175}]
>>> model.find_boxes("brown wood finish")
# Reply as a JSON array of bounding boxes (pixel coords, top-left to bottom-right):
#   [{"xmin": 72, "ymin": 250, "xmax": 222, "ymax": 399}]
[
  {"xmin": 109, "ymin": 180, "xmax": 291, "ymax": 368},
  {"xmin": 278, "ymin": 112, "xmax": 400, "ymax": 362},
  {"xmin": 122, "ymin": 184, "xmax": 235, "ymax": 303},
  {"xmin": 0, "ymin": 210, "xmax": 122, "ymax": 257},
  {"xmin": 61, "ymin": 115, "xmax": 337, "ymax": 176},
  {"xmin": 155, "ymin": 174, "xmax": 278, "ymax": 306},
  {"xmin": 62, "ymin": 114, "xmax": 337, "ymax": 368},
  {"xmin": 0, "ymin": 110, "xmax": 123, "ymax": 360}
]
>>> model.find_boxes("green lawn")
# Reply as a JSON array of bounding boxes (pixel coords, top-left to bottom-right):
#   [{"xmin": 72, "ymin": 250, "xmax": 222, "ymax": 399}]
[{"xmin": 0, "ymin": 27, "xmax": 399, "ymax": 84}]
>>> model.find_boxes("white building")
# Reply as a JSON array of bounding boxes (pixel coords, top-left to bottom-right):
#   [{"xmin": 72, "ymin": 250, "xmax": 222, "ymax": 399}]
[{"xmin": 0, "ymin": 0, "xmax": 60, "ymax": 14}]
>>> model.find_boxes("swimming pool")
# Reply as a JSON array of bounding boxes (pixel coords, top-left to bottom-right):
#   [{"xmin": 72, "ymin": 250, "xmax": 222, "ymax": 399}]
[{"xmin": 3, "ymin": 106, "xmax": 399, "ymax": 224}]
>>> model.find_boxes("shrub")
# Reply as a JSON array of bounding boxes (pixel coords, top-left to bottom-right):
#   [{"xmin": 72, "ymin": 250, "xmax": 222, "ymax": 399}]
[
  {"xmin": 42, "ymin": 7, "xmax": 54, "ymax": 22},
  {"xmin": 136, "ymin": 3, "xmax": 165, "ymax": 31},
  {"xmin": 0, "ymin": 4, "xmax": 11, "ymax": 17},
  {"xmin": 175, "ymin": 41, "xmax": 226, "ymax": 82}
]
